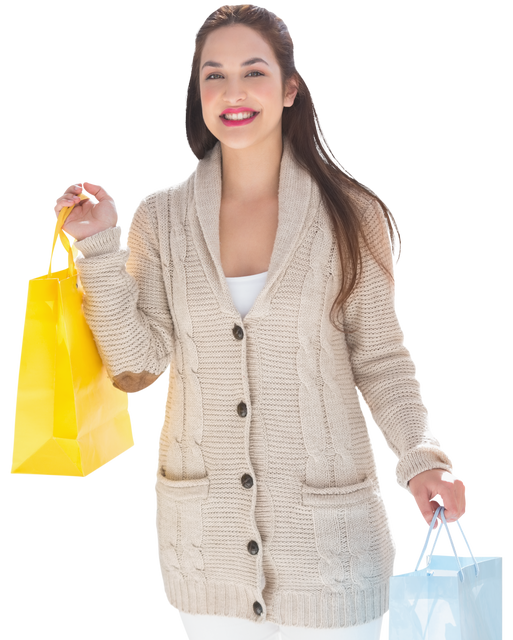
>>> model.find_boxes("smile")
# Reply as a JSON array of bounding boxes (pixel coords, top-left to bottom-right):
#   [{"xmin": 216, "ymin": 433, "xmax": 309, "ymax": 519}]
[{"xmin": 219, "ymin": 113, "xmax": 258, "ymax": 127}]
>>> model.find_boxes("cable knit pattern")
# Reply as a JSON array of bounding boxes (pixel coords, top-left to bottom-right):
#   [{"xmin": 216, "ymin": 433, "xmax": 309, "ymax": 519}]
[{"xmin": 72, "ymin": 137, "xmax": 453, "ymax": 629}]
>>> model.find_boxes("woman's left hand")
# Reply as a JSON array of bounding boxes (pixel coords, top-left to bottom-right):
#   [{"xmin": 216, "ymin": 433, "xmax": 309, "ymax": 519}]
[{"xmin": 408, "ymin": 468, "xmax": 466, "ymax": 528}]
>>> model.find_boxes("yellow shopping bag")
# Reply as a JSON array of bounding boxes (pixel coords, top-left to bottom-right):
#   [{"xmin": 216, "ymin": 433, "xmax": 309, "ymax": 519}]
[{"xmin": 11, "ymin": 194, "xmax": 133, "ymax": 476}]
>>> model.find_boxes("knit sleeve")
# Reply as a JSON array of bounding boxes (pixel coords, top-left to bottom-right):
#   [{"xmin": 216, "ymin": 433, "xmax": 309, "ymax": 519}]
[
  {"xmin": 72, "ymin": 198, "xmax": 174, "ymax": 391},
  {"xmin": 342, "ymin": 196, "xmax": 453, "ymax": 492}
]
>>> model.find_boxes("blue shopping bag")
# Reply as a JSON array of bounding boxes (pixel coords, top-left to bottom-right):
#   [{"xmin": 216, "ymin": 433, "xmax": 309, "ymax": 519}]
[{"xmin": 389, "ymin": 505, "xmax": 502, "ymax": 639}]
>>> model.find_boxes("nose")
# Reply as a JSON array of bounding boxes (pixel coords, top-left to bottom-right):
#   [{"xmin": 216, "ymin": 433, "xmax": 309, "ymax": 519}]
[{"xmin": 223, "ymin": 77, "xmax": 247, "ymax": 104}]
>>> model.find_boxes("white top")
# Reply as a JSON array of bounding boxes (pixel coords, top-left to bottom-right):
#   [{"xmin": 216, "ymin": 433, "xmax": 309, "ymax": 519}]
[{"xmin": 225, "ymin": 270, "xmax": 268, "ymax": 319}]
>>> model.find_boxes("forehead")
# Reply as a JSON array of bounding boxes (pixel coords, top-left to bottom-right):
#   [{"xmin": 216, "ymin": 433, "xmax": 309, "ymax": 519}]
[{"xmin": 200, "ymin": 24, "xmax": 276, "ymax": 66}]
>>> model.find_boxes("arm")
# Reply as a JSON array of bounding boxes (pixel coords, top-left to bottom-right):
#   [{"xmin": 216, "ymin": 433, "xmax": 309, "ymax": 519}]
[
  {"xmin": 342, "ymin": 196, "xmax": 453, "ymax": 491},
  {"xmin": 73, "ymin": 198, "xmax": 174, "ymax": 392}
]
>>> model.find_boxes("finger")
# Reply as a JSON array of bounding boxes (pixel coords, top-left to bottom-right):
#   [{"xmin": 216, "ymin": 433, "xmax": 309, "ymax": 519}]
[
  {"xmin": 59, "ymin": 179, "xmax": 116, "ymax": 202},
  {"xmin": 419, "ymin": 509, "xmax": 435, "ymax": 527},
  {"xmin": 68, "ymin": 182, "xmax": 82, "ymax": 191},
  {"xmin": 62, "ymin": 183, "xmax": 83, "ymax": 198},
  {"xmin": 415, "ymin": 492, "xmax": 441, "ymax": 528},
  {"xmin": 414, "ymin": 500, "xmax": 434, "ymax": 526},
  {"xmin": 422, "ymin": 514, "xmax": 441, "ymax": 531},
  {"xmin": 57, "ymin": 180, "xmax": 95, "ymax": 198},
  {"xmin": 82, "ymin": 181, "xmax": 111, "ymax": 202},
  {"xmin": 53, "ymin": 182, "xmax": 82, "ymax": 203},
  {"xmin": 440, "ymin": 483, "xmax": 464, "ymax": 522},
  {"xmin": 53, "ymin": 192, "xmax": 79, "ymax": 204},
  {"xmin": 55, "ymin": 196, "xmax": 81, "ymax": 216},
  {"xmin": 55, "ymin": 200, "xmax": 76, "ymax": 216}
]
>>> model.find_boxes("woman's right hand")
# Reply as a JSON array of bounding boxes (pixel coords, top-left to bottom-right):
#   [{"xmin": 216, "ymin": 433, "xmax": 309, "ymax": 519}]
[{"xmin": 54, "ymin": 182, "xmax": 118, "ymax": 241}]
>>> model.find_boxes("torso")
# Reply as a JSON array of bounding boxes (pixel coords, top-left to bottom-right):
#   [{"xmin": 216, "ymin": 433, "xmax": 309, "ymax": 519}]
[{"xmin": 219, "ymin": 196, "xmax": 279, "ymax": 277}]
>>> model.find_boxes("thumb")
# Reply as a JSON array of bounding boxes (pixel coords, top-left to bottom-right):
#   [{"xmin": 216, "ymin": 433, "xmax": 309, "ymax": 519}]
[
  {"xmin": 428, "ymin": 500, "xmax": 442, "ymax": 528},
  {"xmin": 417, "ymin": 496, "xmax": 442, "ymax": 529},
  {"xmin": 82, "ymin": 181, "xmax": 113, "ymax": 203}
]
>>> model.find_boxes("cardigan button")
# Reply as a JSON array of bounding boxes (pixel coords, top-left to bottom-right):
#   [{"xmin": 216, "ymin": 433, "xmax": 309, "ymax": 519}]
[
  {"xmin": 232, "ymin": 324, "xmax": 244, "ymax": 340},
  {"xmin": 253, "ymin": 601, "xmax": 263, "ymax": 616},
  {"xmin": 241, "ymin": 473, "xmax": 253, "ymax": 488},
  {"xmin": 237, "ymin": 401, "xmax": 247, "ymax": 417},
  {"xmin": 247, "ymin": 540, "xmax": 259, "ymax": 555}
]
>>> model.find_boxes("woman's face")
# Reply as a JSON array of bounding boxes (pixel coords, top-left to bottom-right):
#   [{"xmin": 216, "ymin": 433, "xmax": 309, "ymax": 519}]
[{"xmin": 199, "ymin": 24, "xmax": 297, "ymax": 151}]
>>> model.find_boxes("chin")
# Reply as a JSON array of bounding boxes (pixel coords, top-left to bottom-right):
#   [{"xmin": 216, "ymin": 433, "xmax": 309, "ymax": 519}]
[{"xmin": 218, "ymin": 136, "xmax": 260, "ymax": 151}]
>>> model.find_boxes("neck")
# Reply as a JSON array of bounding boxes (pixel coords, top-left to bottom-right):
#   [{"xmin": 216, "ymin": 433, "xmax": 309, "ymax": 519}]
[{"xmin": 220, "ymin": 133, "xmax": 283, "ymax": 203}]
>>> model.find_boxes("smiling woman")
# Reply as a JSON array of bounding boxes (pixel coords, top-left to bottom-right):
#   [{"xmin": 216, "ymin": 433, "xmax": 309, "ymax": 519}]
[
  {"xmin": 149, "ymin": 2, "xmax": 455, "ymax": 640},
  {"xmin": 61, "ymin": 3, "xmax": 464, "ymax": 640}
]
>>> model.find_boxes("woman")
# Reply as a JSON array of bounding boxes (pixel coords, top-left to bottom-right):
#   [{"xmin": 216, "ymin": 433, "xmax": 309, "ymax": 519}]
[{"xmin": 55, "ymin": 5, "xmax": 465, "ymax": 639}]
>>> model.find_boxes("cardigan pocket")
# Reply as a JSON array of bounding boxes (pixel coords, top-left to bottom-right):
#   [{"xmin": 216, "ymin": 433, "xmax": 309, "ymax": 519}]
[
  {"xmin": 301, "ymin": 476, "xmax": 394, "ymax": 590},
  {"xmin": 155, "ymin": 468, "xmax": 210, "ymax": 500},
  {"xmin": 155, "ymin": 468, "xmax": 210, "ymax": 581},
  {"xmin": 301, "ymin": 476, "xmax": 374, "ymax": 507}
]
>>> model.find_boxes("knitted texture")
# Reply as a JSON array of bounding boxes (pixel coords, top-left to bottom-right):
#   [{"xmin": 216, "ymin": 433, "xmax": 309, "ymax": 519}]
[{"xmin": 73, "ymin": 138, "xmax": 453, "ymax": 629}]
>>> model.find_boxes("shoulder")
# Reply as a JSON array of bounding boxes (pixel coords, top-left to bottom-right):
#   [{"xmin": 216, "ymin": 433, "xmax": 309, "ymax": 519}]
[
  {"xmin": 342, "ymin": 183, "xmax": 382, "ymax": 222},
  {"xmin": 339, "ymin": 185, "xmax": 388, "ymax": 245}
]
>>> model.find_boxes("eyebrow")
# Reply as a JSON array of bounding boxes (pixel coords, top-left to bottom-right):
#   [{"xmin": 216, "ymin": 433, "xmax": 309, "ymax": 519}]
[{"xmin": 201, "ymin": 57, "xmax": 269, "ymax": 71}]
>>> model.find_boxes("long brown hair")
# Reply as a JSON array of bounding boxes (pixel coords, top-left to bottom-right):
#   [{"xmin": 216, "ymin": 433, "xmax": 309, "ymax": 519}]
[{"xmin": 185, "ymin": 4, "xmax": 401, "ymax": 331}]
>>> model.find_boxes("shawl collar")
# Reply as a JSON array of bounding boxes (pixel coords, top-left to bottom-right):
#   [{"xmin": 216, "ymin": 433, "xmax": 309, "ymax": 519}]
[{"xmin": 192, "ymin": 136, "xmax": 321, "ymax": 321}]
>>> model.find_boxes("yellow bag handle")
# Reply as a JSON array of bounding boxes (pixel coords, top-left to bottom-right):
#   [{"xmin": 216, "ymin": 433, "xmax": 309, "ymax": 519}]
[{"xmin": 48, "ymin": 192, "xmax": 90, "ymax": 278}]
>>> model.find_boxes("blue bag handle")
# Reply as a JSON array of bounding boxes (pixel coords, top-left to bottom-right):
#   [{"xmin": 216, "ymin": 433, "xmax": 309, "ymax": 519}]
[{"xmin": 412, "ymin": 505, "xmax": 479, "ymax": 582}]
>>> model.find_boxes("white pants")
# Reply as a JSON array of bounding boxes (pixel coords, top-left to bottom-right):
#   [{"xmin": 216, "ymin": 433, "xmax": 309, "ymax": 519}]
[{"xmin": 179, "ymin": 611, "xmax": 383, "ymax": 640}]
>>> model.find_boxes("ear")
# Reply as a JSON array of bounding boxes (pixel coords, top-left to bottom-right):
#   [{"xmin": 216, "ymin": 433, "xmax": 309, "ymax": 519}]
[{"xmin": 283, "ymin": 75, "xmax": 299, "ymax": 107}]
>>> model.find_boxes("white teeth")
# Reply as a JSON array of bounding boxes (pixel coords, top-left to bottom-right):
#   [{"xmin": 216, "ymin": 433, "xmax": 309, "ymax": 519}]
[{"xmin": 223, "ymin": 111, "xmax": 256, "ymax": 120}]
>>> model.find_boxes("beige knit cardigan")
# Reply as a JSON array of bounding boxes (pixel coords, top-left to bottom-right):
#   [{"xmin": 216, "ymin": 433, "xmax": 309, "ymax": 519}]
[{"xmin": 73, "ymin": 137, "xmax": 453, "ymax": 629}]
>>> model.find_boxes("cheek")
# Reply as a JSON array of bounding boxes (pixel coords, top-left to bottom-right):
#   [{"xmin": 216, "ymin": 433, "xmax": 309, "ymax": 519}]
[
  {"xmin": 258, "ymin": 82, "xmax": 285, "ymax": 114},
  {"xmin": 200, "ymin": 85, "xmax": 218, "ymax": 118}
]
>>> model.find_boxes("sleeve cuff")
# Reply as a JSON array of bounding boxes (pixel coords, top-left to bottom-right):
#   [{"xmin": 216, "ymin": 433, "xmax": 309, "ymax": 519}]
[
  {"xmin": 394, "ymin": 447, "xmax": 456, "ymax": 498},
  {"xmin": 73, "ymin": 226, "xmax": 121, "ymax": 258}
]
